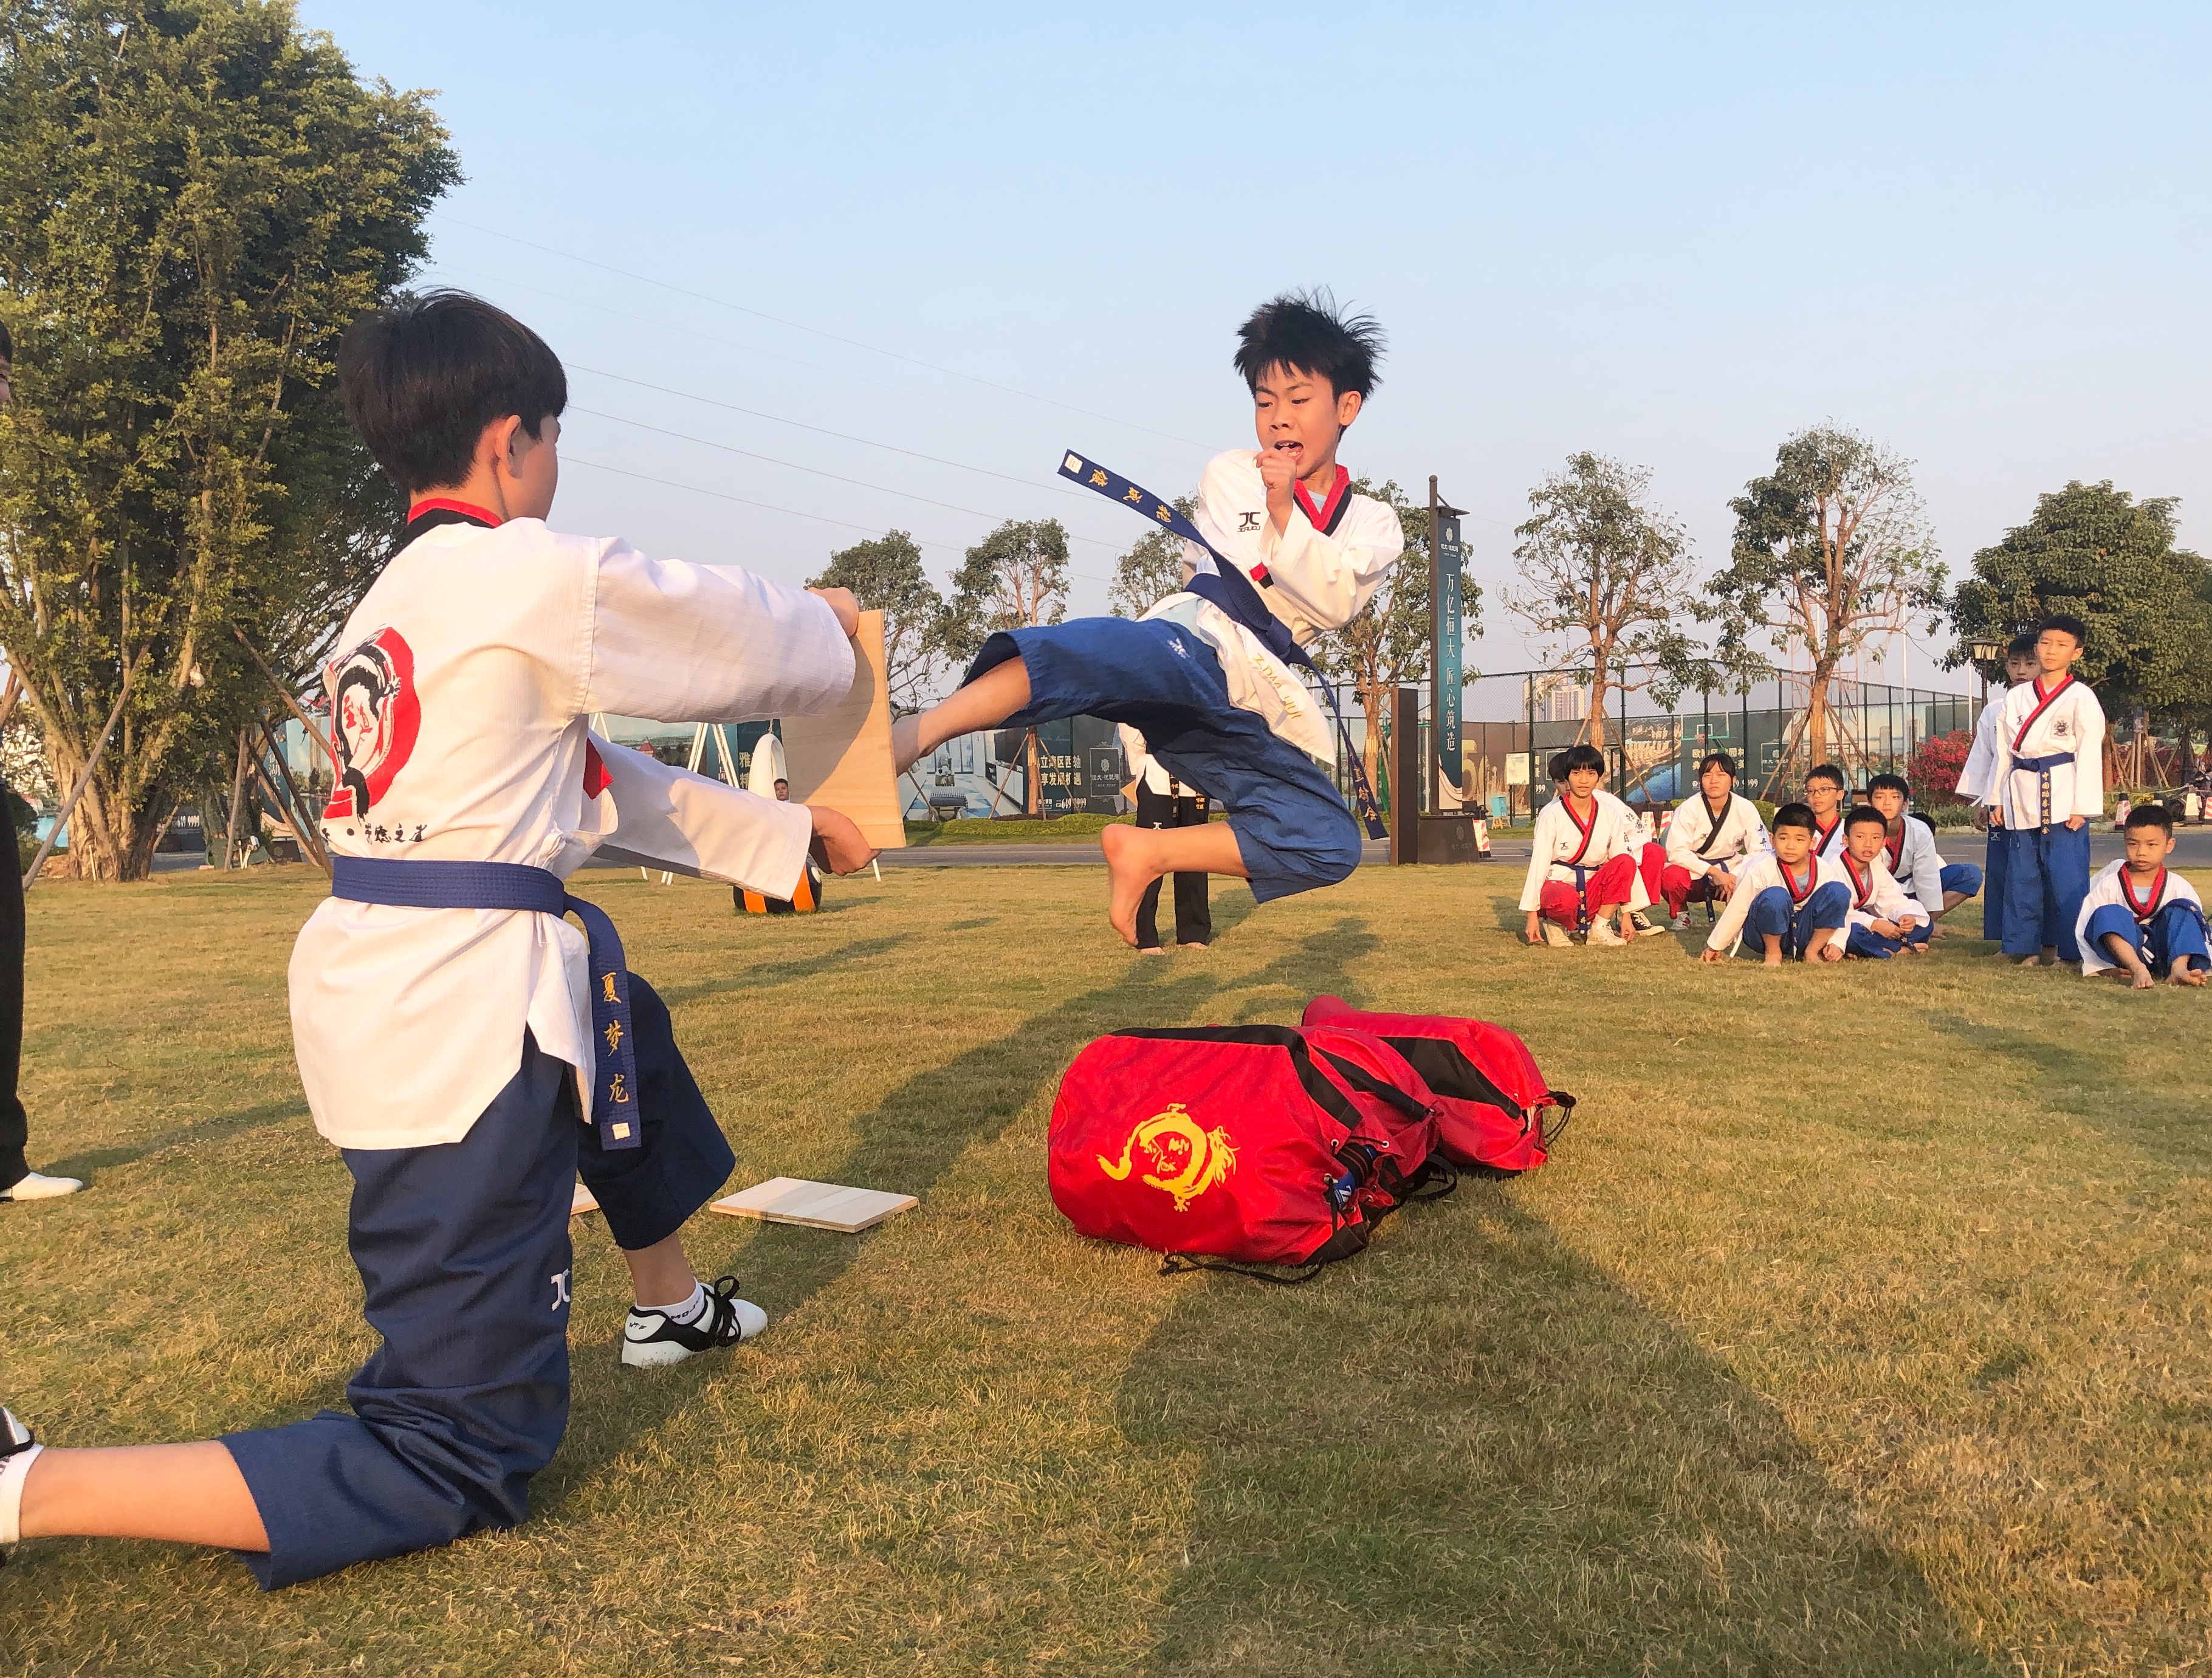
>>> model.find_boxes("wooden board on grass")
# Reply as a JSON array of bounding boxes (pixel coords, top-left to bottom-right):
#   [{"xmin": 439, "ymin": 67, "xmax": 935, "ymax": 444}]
[
  {"xmin": 780, "ymin": 609, "xmax": 905, "ymax": 850},
  {"xmin": 571, "ymin": 1182, "xmax": 599, "ymax": 1219},
  {"xmin": 709, "ymin": 1177, "xmax": 918, "ymax": 1234}
]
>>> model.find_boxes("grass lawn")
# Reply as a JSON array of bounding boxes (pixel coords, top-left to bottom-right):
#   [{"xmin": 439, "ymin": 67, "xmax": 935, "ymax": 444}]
[{"xmin": 4, "ymin": 862, "xmax": 2209, "ymax": 1676}]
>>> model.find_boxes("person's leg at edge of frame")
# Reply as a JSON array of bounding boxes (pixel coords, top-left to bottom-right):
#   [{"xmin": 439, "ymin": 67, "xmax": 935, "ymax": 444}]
[
  {"xmin": 1172, "ymin": 794, "xmax": 1212, "ymax": 947},
  {"xmin": 2085, "ymin": 904, "xmax": 2155, "ymax": 988}
]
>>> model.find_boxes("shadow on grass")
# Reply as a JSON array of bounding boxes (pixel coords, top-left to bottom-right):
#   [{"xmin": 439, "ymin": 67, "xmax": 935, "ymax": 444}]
[
  {"xmin": 647, "ymin": 935, "xmax": 908, "ymax": 1008},
  {"xmin": 40, "ymin": 1097, "xmax": 307, "ymax": 1183},
  {"xmin": 1118, "ymin": 1188, "xmax": 2003, "ymax": 1677},
  {"xmin": 1926, "ymin": 1011, "xmax": 2212, "ymax": 1171}
]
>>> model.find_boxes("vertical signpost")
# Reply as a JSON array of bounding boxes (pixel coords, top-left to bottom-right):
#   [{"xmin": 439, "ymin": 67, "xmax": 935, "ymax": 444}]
[{"xmin": 1428, "ymin": 475, "xmax": 1465, "ymax": 821}]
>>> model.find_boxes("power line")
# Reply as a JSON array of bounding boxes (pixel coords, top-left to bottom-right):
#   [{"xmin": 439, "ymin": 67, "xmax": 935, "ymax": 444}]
[
  {"xmin": 562, "ymin": 457, "xmax": 1119, "ymax": 587},
  {"xmin": 570, "ymin": 405, "xmax": 1124, "ymax": 547},
  {"xmin": 434, "ymin": 215, "xmax": 1216, "ymax": 450}
]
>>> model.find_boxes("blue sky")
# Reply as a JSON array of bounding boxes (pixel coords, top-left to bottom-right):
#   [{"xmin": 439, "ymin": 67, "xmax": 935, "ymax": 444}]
[{"xmin": 299, "ymin": 1, "xmax": 2210, "ymax": 686}]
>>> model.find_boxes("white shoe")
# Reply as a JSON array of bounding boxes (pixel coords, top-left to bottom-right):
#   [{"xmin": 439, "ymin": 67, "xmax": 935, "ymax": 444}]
[
  {"xmin": 1541, "ymin": 921, "xmax": 1571, "ymax": 947},
  {"xmin": 0, "ymin": 1406, "xmax": 43, "ymax": 1545},
  {"xmin": 1, "ymin": 1171, "xmax": 82, "ymax": 1202},
  {"xmin": 1587, "ymin": 920, "xmax": 1627, "ymax": 946},
  {"xmin": 621, "ymin": 1276, "xmax": 768, "ymax": 1367},
  {"xmin": 1668, "ymin": 913, "xmax": 1691, "ymax": 931}
]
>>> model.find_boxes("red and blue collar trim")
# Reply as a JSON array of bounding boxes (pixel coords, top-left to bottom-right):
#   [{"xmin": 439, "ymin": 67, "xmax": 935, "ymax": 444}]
[
  {"xmin": 1293, "ymin": 466, "xmax": 1352, "ymax": 537},
  {"xmin": 403, "ymin": 497, "xmax": 503, "ymax": 544}
]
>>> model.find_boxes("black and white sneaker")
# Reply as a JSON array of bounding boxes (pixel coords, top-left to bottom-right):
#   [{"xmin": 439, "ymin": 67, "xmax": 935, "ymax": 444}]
[{"xmin": 620, "ymin": 1275, "xmax": 768, "ymax": 1368}]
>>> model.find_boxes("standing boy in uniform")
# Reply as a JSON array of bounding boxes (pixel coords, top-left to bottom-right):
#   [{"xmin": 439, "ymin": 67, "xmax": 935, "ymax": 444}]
[
  {"xmin": 1661, "ymin": 752, "xmax": 1771, "ymax": 929},
  {"xmin": 1985, "ymin": 616, "xmax": 2105, "ymax": 965},
  {"xmin": 0, "ymin": 292, "xmax": 876, "ymax": 1585},
  {"xmin": 1956, "ymin": 634, "xmax": 2042, "ymax": 943},
  {"xmin": 1698, "ymin": 803, "xmax": 1850, "ymax": 965},
  {"xmin": 2076, "ymin": 803, "xmax": 2208, "ymax": 988},
  {"xmin": 893, "ymin": 292, "xmax": 1401, "ymax": 943},
  {"xmin": 1519, "ymin": 743, "xmax": 1651, "ymax": 946}
]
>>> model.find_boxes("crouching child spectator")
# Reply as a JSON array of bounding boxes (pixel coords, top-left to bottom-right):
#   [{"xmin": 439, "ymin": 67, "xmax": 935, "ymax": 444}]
[
  {"xmin": 1837, "ymin": 804, "xmax": 1930, "ymax": 958},
  {"xmin": 2078, "ymin": 802, "xmax": 2208, "ymax": 988},
  {"xmin": 1520, "ymin": 743, "xmax": 1652, "ymax": 947},
  {"xmin": 1661, "ymin": 752, "xmax": 1770, "ymax": 929},
  {"xmin": 1699, "ymin": 802, "xmax": 1850, "ymax": 966}
]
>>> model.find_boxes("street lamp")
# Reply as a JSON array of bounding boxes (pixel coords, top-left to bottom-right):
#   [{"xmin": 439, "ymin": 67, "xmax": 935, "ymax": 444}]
[{"xmin": 1969, "ymin": 639, "xmax": 2004, "ymax": 710}]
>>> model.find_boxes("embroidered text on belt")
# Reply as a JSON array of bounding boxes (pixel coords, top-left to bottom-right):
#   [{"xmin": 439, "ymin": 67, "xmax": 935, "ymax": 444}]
[
  {"xmin": 329, "ymin": 857, "xmax": 641, "ymax": 1150},
  {"xmin": 2011, "ymin": 752, "xmax": 2070, "ymax": 830}
]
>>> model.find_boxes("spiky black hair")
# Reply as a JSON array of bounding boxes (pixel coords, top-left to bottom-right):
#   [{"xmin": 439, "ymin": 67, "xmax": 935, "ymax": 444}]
[
  {"xmin": 2126, "ymin": 802, "xmax": 2174, "ymax": 835},
  {"xmin": 1771, "ymin": 802, "xmax": 1816, "ymax": 836},
  {"xmin": 1232, "ymin": 288, "xmax": 1384, "ymax": 399}
]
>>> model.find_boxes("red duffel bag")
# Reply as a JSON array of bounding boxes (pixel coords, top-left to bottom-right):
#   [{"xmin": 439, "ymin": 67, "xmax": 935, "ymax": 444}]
[
  {"xmin": 1047, "ymin": 1024, "xmax": 1451, "ymax": 1276},
  {"xmin": 1300, "ymin": 995, "xmax": 1575, "ymax": 1175}
]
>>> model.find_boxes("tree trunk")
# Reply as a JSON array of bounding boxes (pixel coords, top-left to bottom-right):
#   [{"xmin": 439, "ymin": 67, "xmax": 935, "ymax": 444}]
[
  {"xmin": 1805, "ymin": 659, "xmax": 1837, "ymax": 771},
  {"xmin": 1587, "ymin": 656, "xmax": 1609, "ymax": 752},
  {"xmin": 1023, "ymin": 728, "xmax": 1040, "ymax": 818}
]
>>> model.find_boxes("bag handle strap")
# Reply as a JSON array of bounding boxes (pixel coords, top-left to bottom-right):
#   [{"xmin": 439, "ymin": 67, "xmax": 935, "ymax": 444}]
[
  {"xmin": 1314, "ymin": 1048, "xmax": 1435, "ymax": 1122},
  {"xmin": 1159, "ymin": 1253, "xmax": 1327, "ymax": 1287}
]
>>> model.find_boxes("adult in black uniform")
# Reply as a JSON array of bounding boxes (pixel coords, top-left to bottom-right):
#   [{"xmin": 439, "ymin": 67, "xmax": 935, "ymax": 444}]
[
  {"xmin": 0, "ymin": 317, "xmax": 83, "ymax": 1203},
  {"xmin": 1120, "ymin": 726, "xmax": 1211, "ymax": 954}
]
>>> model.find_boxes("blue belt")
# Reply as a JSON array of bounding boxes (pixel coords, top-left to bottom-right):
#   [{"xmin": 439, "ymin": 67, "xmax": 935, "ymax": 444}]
[
  {"xmin": 329, "ymin": 857, "xmax": 641, "ymax": 1151},
  {"xmin": 2011, "ymin": 752, "xmax": 2070, "ymax": 830}
]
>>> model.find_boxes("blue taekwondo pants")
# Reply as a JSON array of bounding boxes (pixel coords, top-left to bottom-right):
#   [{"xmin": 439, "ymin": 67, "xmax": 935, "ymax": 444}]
[
  {"xmin": 2002, "ymin": 823, "xmax": 2093, "ymax": 959},
  {"xmin": 968, "ymin": 617, "xmax": 1361, "ymax": 902},
  {"xmin": 1899, "ymin": 862, "xmax": 1984, "ymax": 946},
  {"xmin": 222, "ymin": 977, "xmax": 733, "ymax": 1589},
  {"xmin": 1980, "ymin": 829, "xmax": 2008, "ymax": 940},
  {"xmin": 1847, "ymin": 921, "xmax": 1907, "ymax": 959},
  {"xmin": 1742, "ymin": 881, "xmax": 1849, "ymax": 959},
  {"xmin": 2083, "ymin": 901, "xmax": 2211, "ymax": 977}
]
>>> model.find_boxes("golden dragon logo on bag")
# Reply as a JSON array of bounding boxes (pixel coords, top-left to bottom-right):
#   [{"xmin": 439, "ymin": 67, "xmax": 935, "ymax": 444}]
[{"xmin": 1096, "ymin": 1103, "xmax": 1236, "ymax": 1211}]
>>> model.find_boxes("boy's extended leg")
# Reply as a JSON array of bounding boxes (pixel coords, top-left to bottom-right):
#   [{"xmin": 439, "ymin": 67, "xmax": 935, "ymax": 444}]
[
  {"xmin": 2085, "ymin": 905, "xmax": 2154, "ymax": 987},
  {"xmin": 893, "ymin": 658, "xmax": 1030, "ymax": 772},
  {"xmin": 1102, "ymin": 822, "xmax": 1245, "ymax": 947},
  {"xmin": 2151, "ymin": 903, "xmax": 2210, "ymax": 987}
]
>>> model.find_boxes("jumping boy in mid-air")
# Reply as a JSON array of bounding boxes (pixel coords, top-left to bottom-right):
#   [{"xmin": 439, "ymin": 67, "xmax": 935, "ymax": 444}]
[
  {"xmin": 1699, "ymin": 803, "xmax": 1850, "ymax": 966},
  {"xmin": 892, "ymin": 291, "xmax": 1402, "ymax": 943},
  {"xmin": 0, "ymin": 292, "xmax": 877, "ymax": 1585},
  {"xmin": 1956, "ymin": 633, "xmax": 2041, "ymax": 944},
  {"xmin": 2077, "ymin": 803, "xmax": 2208, "ymax": 988},
  {"xmin": 1985, "ymin": 615, "xmax": 2105, "ymax": 966},
  {"xmin": 1864, "ymin": 772, "xmax": 1980, "ymax": 940},
  {"xmin": 1837, "ymin": 803, "xmax": 1929, "ymax": 958}
]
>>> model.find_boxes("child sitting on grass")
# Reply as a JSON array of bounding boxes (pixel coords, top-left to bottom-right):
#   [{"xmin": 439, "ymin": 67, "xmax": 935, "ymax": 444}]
[
  {"xmin": 1699, "ymin": 802, "xmax": 1850, "ymax": 966},
  {"xmin": 1838, "ymin": 804, "xmax": 1929, "ymax": 958},
  {"xmin": 2076, "ymin": 803, "xmax": 2208, "ymax": 988}
]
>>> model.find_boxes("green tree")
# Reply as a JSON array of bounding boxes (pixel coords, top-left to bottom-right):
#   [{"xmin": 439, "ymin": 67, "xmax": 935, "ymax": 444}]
[
  {"xmin": 1107, "ymin": 496, "xmax": 1192, "ymax": 619},
  {"xmin": 938, "ymin": 518, "xmax": 1069, "ymax": 667},
  {"xmin": 1506, "ymin": 452, "xmax": 1709, "ymax": 751},
  {"xmin": 1708, "ymin": 425, "xmax": 1944, "ymax": 775},
  {"xmin": 0, "ymin": 0, "xmax": 456, "ymax": 879},
  {"xmin": 1948, "ymin": 481, "xmax": 2212, "ymax": 724},
  {"xmin": 807, "ymin": 529, "xmax": 943, "ymax": 710}
]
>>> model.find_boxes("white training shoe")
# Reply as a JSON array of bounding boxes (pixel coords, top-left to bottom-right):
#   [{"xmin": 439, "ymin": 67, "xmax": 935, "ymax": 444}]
[
  {"xmin": 1587, "ymin": 920, "xmax": 1628, "ymax": 946},
  {"xmin": 1541, "ymin": 921, "xmax": 1572, "ymax": 947},
  {"xmin": 621, "ymin": 1275, "xmax": 769, "ymax": 1368},
  {"xmin": 1, "ymin": 1171, "xmax": 82, "ymax": 1202},
  {"xmin": 1668, "ymin": 913, "xmax": 1691, "ymax": 931},
  {"xmin": 0, "ymin": 1406, "xmax": 43, "ymax": 1546}
]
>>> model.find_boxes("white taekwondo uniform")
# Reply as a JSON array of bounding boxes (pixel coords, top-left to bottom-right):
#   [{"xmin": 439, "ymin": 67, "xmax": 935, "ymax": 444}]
[
  {"xmin": 1664, "ymin": 792, "xmax": 1771, "ymax": 880},
  {"xmin": 1517, "ymin": 788, "xmax": 1652, "ymax": 914},
  {"xmin": 1956, "ymin": 692, "xmax": 2008, "ymax": 806},
  {"xmin": 1704, "ymin": 851, "xmax": 1851, "ymax": 956},
  {"xmin": 1133, "ymin": 450, "xmax": 1401, "ymax": 764},
  {"xmin": 1988, "ymin": 674, "xmax": 2106, "ymax": 830},
  {"xmin": 2075, "ymin": 861, "xmax": 2206, "ymax": 977},
  {"xmin": 1836, "ymin": 849, "xmax": 1925, "ymax": 938},
  {"xmin": 1807, "ymin": 806, "xmax": 1851, "ymax": 864},
  {"xmin": 291, "ymin": 515, "xmax": 854, "ymax": 1150},
  {"xmin": 1880, "ymin": 816, "xmax": 1949, "ymax": 912}
]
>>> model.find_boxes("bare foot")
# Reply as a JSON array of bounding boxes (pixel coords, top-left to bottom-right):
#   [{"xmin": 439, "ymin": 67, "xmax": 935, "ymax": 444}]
[
  {"xmin": 891, "ymin": 713, "xmax": 923, "ymax": 774},
  {"xmin": 1763, "ymin": 951, "xmax": 1784, "ymax": 967},
  {"xmin": 1101, "ymin": 824, "xmax": 1160, "ymax": 949},
  {"xmin": 2016, "ymin": 954, "xmax": 2042, "ymax": 967},
  {"xmin": 2132, "ymin": 968, "xmax": 2155, "ymax": 989},
  {"xmin": 2170, "ymin": 966, "xmax": 2205, "ymax": 987}
]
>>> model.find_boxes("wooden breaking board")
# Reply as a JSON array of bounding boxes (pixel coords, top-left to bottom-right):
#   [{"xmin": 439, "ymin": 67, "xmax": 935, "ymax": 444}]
[
  {"xmin": 779, "ymin": 609, "xmax": 905, "ymax": 850},
  {"xmin": 571, "ymin": 1182, "xmax": 599, "ymax": 1219},
  {"xmin": 709, "ymin": 1177, "xmax": 918, "ymax": 1234}
]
